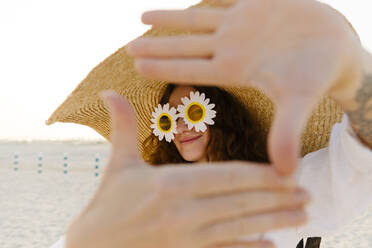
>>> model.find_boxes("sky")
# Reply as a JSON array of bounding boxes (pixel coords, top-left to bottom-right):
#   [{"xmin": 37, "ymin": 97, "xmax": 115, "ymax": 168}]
[{"xmin": 0, "ymin": 0, "xmax": 371, "ymax": 141}]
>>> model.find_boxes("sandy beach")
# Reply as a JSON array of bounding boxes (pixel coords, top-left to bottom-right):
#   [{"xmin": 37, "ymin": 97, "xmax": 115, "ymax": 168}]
[
  {"xmin": 0, "ymin": 140, "xmax": 110, "ymax": 248},
  {"xmin": 0, "ymin": 141, "xmax": 371, "ymax": 248}
]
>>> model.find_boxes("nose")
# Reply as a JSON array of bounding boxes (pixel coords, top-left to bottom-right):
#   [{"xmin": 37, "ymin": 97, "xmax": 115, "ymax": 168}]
[{"xmin": 176, "ymin": 117, "xmax": 189, "ymax": 134}]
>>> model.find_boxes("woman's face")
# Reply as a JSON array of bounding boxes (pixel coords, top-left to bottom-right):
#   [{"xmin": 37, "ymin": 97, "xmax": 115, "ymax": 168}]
[{"xmin": 168, "ymin": 86, "xmax": 210, "ymax": 162}]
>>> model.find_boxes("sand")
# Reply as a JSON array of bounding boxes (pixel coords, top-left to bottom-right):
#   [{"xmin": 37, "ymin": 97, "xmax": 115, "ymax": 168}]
[
  {"xmin": 0, "ymin": 141, "xmax": 371, "ymax": 248},
  {"xmin": 0, "ymin": 141, "xmax": 110, "ymax": 248}
]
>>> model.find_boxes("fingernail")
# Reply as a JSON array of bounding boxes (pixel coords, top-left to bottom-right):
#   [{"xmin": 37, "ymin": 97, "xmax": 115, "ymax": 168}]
[
  {"xmin": 141, "ymin": 11, "xmax": 153, "ymax": 24},
  {"xmin": 100, "ymin": 90, "xmax": 117, "ymax": 100},
  {"xmin": 100, "ymin": 90, "xmax": 119, "ymax": 112},
  {"xmin": 126, "ymin": 41, "xmax": 136, "ymax": 56}
]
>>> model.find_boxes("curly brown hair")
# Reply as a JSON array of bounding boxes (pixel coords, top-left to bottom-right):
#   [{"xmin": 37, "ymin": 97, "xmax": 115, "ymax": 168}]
[{"xmin": 143, "ymin": 84, "xmax": 269, "ymax": 165}]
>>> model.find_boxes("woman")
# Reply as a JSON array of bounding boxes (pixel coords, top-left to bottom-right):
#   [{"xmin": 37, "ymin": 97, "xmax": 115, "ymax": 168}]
[
  {"xmin": 143, "ymin": 84, "xmax": 268, "ymax": 165},
  {"xmin": 50, "ymin": 82, "xmax": 372, "ymax": 248},
  {"xmin": 48, "ymin": 0, "xmax": 372, "ymax": 246},
  {"xmin": 141, "ymin": 84, "xmax": 372, "ymax": 247}
]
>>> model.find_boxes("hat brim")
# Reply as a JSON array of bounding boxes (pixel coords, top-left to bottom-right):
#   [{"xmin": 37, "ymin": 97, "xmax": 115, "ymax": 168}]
[{"xmin": 47, "ymin": 0, "xmax": 344, "ymax": 161}]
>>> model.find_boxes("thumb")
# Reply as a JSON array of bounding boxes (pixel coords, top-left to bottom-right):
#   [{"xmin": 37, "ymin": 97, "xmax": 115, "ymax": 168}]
[
  {"xmin": 101, "ymin": 90, "xmax": 142, "ymax": 174},
  {"xmin": 268, "ymin": 97, "xmax": 312, "ymax": 176}
]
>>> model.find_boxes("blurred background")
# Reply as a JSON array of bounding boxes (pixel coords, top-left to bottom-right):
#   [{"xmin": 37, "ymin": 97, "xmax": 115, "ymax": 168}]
[
  {"xmin": 0, "ymin": 1, "xmax": 371, "ymax": 248},
  {"xmin": 0, "ymin": 0, "xmax": 371, "ymax": 141}
]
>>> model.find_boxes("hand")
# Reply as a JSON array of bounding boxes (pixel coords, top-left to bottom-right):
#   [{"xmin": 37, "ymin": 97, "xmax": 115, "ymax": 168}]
[
  {"xmin": 65, "ymin": 91, "xmax": 310, "ymax": 248},
  {"xmin": 126, "ymin": 0, "xmax": 364, "ymax": 176}
]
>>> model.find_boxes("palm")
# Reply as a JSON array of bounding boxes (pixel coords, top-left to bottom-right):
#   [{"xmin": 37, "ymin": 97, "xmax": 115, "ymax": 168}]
[{"xmin": 126, "ymin": 0, "xmax": 361, "ymax": 175}]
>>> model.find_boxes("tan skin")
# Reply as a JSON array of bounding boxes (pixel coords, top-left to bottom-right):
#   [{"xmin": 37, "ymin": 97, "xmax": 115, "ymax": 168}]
[
  {"xmin": 65, "ymin": 0, "xmax": 371, "ymax": 247},
  {"xmin": 127, "ymin": 0, "xmax": 371, "ymax": 175},
  {"xmin": 65, "ymin": 91, "xmax": 309, "ymax": 248}
]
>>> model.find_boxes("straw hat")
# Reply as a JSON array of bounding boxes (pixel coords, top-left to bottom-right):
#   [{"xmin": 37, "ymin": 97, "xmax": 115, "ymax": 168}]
[{"xmin": 46, "ymin": 0, "xmax": 346, "ymax": 162}]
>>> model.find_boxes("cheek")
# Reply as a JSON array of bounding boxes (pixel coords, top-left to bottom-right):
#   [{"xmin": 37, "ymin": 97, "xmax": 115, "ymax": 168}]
[
  {"xmin": 174, "ymin": 141, "xmax": 181, "ymax": 151},
  {"xmin": 173, "ymin": 140, "xmax": 181, "ymax": 152},
  {"xmin": 193, "ymin": 129, "xmax": 209, "ymax": 149},
  {"xmin": 204, "ymin": 130, "xmax": 210, "ymax": 146}
]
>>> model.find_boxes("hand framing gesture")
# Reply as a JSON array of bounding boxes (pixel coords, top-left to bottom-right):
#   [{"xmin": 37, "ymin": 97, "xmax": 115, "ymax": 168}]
[
  {"xmin": 126, "ymin": 0, "xmax": 364, "ymax": 176},
  {"xmin": 64, "ymin": 91, "xmax": 310, "ymax": 248}
]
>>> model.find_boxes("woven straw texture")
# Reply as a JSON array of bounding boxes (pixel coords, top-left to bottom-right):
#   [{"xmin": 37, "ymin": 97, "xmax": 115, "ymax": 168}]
[{"xmin": 47, "ymin": 0, "xmax": 345, "ymax": 162}]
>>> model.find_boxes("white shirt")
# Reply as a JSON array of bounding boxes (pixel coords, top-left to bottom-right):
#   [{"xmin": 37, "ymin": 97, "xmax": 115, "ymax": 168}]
[
  {"xmin": 260, "ymin": 114, "xmax": 372, "ymax": 247},
  {"xmin": 51, "ymin": 115, "xmax": 372, "ymax": 248}
]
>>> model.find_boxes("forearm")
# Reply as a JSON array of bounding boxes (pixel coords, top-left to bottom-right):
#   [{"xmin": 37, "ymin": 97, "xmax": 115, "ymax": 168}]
[
  {"xmin": 347, "ymin": 73, "xmax": 372, "ymax": 149},
  {"xmin": 333, "ymin": 49, "xmax": 372, "ymax": 149}
]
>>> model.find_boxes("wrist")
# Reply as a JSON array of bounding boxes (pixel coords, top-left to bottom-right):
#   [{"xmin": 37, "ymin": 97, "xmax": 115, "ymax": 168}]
[
  {"xmin": 328, "ymin": 49, "xmax": 367, "ymax": 112},
  {"xmin": 336, "ymin": 48, "xmax": 372, "ymax": 149}
]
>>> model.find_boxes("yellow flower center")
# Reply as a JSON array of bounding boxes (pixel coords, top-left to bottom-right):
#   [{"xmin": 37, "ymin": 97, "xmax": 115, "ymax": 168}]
[
  {"xmin": 186, "ymin": 102, "xmax": 205, "ymax": 124},
  {"xmin": 157, "ymin": 113, "xmax": 172, "ymax": 133}
]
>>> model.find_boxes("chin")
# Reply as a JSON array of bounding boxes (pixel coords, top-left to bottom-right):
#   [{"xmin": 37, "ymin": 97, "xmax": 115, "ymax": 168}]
[{"xmin": 181, "ymin": 152, "xmax": 205, "ymax": 162}]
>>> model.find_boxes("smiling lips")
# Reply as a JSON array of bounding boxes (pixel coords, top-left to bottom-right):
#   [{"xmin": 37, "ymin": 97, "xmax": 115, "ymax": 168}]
[{"xmin": 180, "ymin": 135, "xmax": 202, "ymax": 144}]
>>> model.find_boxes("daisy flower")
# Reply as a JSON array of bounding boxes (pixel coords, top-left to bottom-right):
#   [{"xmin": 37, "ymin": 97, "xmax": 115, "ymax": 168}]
[
  {"xmin": 150, "ymin": 103, "xmax": 178, "ymax": 142},
  {"xmin": 177, "ymin": 91, "xmax": 216, "ymax": 132}
]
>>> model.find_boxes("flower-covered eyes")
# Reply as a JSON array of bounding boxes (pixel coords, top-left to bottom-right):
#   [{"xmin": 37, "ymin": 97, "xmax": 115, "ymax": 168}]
[
  {"xmin": 178, "ymin": 91, "xmax": 216, "ymax": 133},
  {"xmin": 150, "ymin": 103, "xmax": 178, "ymax": 143},
  {"xmin": 187, "ymin": 103, "xmax": 204, "ymax": 122},
  {"xmin": 150, "ymin": 91, "xmax": 216, "ymax": 142},
  {"xmin": 158, "ymin": 114, "xmax": 172, "ymax": 132}
]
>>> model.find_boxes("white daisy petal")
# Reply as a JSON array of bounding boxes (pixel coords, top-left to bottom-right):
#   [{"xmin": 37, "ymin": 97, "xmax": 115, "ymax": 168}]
[
  {"xmin": 164, "ymin": 103, "xmax": 169, "ymax": 111},
  {"xmin": 178, "ymin": 91, "xmax": 217, "ymax": 133},
  {"xmin": 150, "ymin": 103, "xmax": 178, "ymax": 142},
  {"xmin": 188, "ymin": 123, "xmax": 193, "ymax": 130},
  {"xmin": 170, "ymin": 107, "xmax": 176, "ymax": 115},
  {"xmin": 200, "ymin": 93, "xmax": 205, "ymax": 102},
  {"xmin": 154, "ymin": 129, "xmax": 161, "ymax": 136},
  {"xmin": 194, "ymin": 124, "xmax": 200, "ymax": 132},
  {"xmin": 199, "ymin": 123, "xmax": 207, "ymax": 132},
  {"xmin": 204, "ymin": 118, "xmax": 214, "ymax": 125},
  {"xmin": 195, "ymin": 91, "xmax": 200, "ymax": 99}
]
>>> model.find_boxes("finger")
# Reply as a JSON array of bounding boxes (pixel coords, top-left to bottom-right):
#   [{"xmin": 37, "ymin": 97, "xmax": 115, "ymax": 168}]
[
  {"xmin": 142, "ymin": 8, "xmax": 225, "ymax": 32},
  {"xmin": 126, "ymin": 35, "xmax": 215, "ymax": 58},
  {"xmin": 268, "ymin": 98, "xmax": 313, "ymax": 176},
  {"xmin": 205, "ymin": 0, "xmax": 238, "ymax": 8},
  {"xmin": 210, "ymin": 240, "xmax": 275, "ymax": 248},
  {"xmin": 175, "ymin": 162, "xmax": 296, "ymax": 197},
  {"xmin": 134, "ymin": 58, "xmax": 218, "ymax": 85},
  {"xmin": 101, "ymin": 91, "xmax": 141, "ymax": 172},
  {"xmin": 192, "ymin": 189, "xmax": 310, "ymax": 222},
  {"xmin": 199, "ymin": 208, "xmax": 307, "ymax": 244}
]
